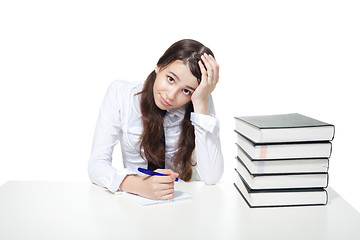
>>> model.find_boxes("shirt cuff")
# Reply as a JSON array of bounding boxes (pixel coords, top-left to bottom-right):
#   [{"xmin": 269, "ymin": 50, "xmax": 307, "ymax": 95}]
[
  {"xmin": 108, "ymin": 168, "xmax": 138, "ymax": 193},
  {"xmin": 190, "ymin": 112, "xmax": 218, "ymax": 133}
]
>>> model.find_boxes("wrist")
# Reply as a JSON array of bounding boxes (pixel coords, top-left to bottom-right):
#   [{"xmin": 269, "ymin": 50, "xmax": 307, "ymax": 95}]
[
  {"xmin": 192, "ymin": 100, "xmax": 209, "ymax": 115},
  {"xmin": 120, "ymin": 175, "xmax": 142, "ymax": 194}
]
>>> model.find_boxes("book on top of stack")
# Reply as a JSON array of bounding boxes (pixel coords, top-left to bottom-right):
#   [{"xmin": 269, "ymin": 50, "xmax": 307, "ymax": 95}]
[{"xmin": 233, "ymin": 113, "xmax": 335, "ymax": 208}]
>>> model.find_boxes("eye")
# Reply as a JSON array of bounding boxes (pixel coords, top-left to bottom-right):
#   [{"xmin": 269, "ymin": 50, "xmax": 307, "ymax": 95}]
[
  {"xmin": 182, "ymin": 89, "xmax": 191, "ymax": 95},
  {"xmin": 167, "ymin": 76, "xmax": 174, "ymax": 83}
]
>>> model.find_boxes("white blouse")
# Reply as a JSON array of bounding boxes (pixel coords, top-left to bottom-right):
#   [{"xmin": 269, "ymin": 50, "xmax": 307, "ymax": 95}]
[{"xmin": 88, "ymin": 80, "xmax": 224, "ymax": 193}]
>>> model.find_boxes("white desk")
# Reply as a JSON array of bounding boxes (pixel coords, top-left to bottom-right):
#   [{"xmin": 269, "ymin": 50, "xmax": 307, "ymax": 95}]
[{"xmin": 0, "ymin": 181, "xmax": 359, "ymax": 240}]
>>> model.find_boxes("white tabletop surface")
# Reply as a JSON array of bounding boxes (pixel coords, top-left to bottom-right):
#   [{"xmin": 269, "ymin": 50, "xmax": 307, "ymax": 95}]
[{"xmin": 0, "ymin": 181, "xmax": 359, "ymax": 240}]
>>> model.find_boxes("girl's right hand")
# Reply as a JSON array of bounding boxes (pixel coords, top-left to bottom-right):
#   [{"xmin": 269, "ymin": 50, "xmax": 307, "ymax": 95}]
[
  {"xmin": 120, "ymin": 169, "xmax": 179, "ymax": 200},
  {"xmin": 140, "ymin": 169, "xmax": 179, "ymax": 200}
]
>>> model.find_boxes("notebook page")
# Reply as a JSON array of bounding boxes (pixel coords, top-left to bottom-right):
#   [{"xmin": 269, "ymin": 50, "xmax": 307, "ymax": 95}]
[{"xmin": 122, "ymin": 191, "xmax": 192, "ymax": 206}]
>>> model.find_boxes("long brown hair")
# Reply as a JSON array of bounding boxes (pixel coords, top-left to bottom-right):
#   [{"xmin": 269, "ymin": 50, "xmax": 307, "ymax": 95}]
[{"xmin": 138, "ymin": 39, "xmax": 214, "ymax": 181}]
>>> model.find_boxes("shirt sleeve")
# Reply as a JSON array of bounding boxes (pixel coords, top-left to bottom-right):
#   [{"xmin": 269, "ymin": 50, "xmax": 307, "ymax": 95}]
[
  {"xmin": 88, "ymin": 80, "xmax": 137, "ymax": 193},
  {"xmin": 190, "ymin": 95, "xmax": 224, "ymax": 184}
]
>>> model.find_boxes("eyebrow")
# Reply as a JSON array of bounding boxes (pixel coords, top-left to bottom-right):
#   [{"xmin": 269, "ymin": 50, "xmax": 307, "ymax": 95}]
[{"xmin": 169, "ymin": 71, "xmax": 196, "ymax": 91}]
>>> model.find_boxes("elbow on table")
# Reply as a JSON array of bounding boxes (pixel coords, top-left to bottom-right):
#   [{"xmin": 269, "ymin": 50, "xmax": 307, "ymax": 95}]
[
  {"xmin": 203, "ymin": 178, "xmax": 220, "ymax": 185},
  {"xmin": 87, "ymin": 165, "xmax": 96, "ymax": 184},
  {"xmin": 200, "ymin": 167, "xmax": 224, "ymax": 185}
]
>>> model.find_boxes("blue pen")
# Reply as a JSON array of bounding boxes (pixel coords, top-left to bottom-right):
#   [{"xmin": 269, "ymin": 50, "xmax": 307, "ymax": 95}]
[{"xmin": 138, "ymin": 167, "xmax": 178, "ymax": 182}]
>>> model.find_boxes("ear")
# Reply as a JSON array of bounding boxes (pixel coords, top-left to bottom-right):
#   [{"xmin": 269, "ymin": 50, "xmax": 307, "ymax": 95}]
[{"xmin": 155, "ymin": 65, "xmax": 159, "ymax": 74}]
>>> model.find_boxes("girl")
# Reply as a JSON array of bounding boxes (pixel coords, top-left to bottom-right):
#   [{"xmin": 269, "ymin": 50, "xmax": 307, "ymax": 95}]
[{"xmin": 88, "ymin": 39, "xmax": 223, "ymax": 200}]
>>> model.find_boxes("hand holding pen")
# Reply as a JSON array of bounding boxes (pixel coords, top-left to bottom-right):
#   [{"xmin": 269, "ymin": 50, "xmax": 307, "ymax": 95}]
[{"xmin": 120, "ymin": 168, "xmax": 179, "ymax": 200}]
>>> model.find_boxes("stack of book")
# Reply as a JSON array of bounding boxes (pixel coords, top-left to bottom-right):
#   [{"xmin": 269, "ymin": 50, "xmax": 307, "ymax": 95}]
[{"xmin": 233, "ymin": 113, "xmax": 335, "ymax": 208}]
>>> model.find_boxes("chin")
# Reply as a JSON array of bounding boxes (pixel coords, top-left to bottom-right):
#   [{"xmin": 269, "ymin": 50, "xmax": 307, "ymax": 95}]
[{"xmin": 154, "ymin": 98, "xmax": 167, "ymax": 110}]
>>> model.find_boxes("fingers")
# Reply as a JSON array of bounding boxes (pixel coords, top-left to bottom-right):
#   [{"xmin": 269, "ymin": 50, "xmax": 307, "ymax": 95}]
[
  {"xmin": 200, "ymin": 53, "xmax": 219, "ymax": 84},
  {"xmin": 155, "ymin": 169, "xmax": 179, "ymax": 182},
  {"xmin": 160, "ymin": 190, "xmax": 175, "ymax": 200},
  {"xmin": 198, "ymin": 59, "xmax": 208, "ymax": 80},
  {"xmin": 147, "ymin": 175, "xmax": 176, "ymax": 200}
]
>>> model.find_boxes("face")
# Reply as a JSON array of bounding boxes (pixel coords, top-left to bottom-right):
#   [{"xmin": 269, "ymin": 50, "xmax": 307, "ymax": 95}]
[{"xmin": 153, "ymin": 60, "xmax": 199, "ymax": 110}]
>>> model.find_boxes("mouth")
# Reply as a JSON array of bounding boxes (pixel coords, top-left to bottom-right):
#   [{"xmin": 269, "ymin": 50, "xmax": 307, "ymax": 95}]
[{"xmin": 160, "ymin": 96, "xmax": 171, "ymax": 107}]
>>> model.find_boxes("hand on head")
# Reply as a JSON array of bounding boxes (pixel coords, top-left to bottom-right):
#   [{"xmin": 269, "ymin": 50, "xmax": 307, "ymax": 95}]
[{"xmin": 191, "ymin": 53, "xmax": 220, "ymax": 114}]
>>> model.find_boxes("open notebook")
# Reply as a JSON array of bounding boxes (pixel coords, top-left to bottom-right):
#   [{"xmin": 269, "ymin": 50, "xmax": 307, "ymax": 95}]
[{"xmin": 118, "ymin": 191, "xmax": 192, "ymax": 206}]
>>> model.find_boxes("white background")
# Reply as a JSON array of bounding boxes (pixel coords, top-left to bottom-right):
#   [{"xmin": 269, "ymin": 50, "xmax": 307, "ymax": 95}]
[{"xmin": 1, "ymin": 1, "xmax": 359, "ymax": 211}]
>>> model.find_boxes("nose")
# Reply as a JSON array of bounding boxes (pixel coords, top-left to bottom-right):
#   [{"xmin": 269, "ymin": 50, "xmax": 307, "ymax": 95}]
[{"xmin": 167, "ymin": 87, "xmax": 177, "ymax": 101}]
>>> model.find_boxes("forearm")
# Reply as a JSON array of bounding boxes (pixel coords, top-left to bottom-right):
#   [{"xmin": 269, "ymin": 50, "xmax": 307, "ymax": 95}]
[
  {"xmin": 88, "ymin": 158, "xmax": 136, "ymax": 193},
  {"xmin": 194, "ymin": 127, "xmax": 224, "ymax": 184},
  {"xmin": 191, "ymin": 112, "xmax": 224, "ymax": 184}
]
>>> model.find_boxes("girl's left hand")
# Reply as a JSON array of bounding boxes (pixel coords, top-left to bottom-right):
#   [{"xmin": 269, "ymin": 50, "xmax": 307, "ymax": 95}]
[{"xmin": 191, "ymin": 53, "xmax": 219, "ymax": 115}]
